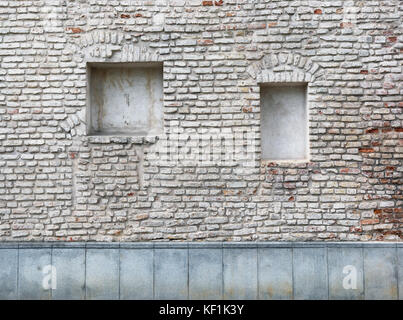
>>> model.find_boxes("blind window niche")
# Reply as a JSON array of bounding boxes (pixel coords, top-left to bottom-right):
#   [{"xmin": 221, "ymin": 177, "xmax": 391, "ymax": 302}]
[
  {"xmin": 260, "ymin": 83, "xmax": 308, "ymax": 161},
  {"xmin": 87, "ymin": 62, "xmax": 164, "ymax": 136}
]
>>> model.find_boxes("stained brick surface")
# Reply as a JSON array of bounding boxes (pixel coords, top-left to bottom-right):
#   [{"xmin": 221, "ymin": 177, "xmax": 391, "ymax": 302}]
[{"xmin": 0, "ymin": 0, "xmax": 401, "ymax": 242}]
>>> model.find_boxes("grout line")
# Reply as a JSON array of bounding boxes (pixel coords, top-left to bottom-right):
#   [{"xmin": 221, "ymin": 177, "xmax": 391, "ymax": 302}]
[
  {"xmin": 325, "ymin": 246, "xmax": 329, "ymax": 300},
  {"xmin": 50, "ymin": 247, "xmax": 53, "ymax": 300},
  {"xmin": 395, "ymin": 245, "xmax": 399, "ymax": 300},
  {"xmin": 84, "ymin": 246, "xmax": 87, "ymax": 300},
  {"xmin": 256, "ymin": 247, "xmax": 259, "ymax": 300},
  {"xmin": 291, "ymin": 247, "xmax": 295, "ymax": 300},
  {"xmin": 118, "ymin": 246, "xmax": 121, "ymax": 300},
  {"xmin": 137, "ymin": 147, "xmax": 145, "ymax": 190},
  {"xmin": 187, "ymin": 245, "xmax": 190, "ymax": 300},
  {"xmin": 221, "ymin": 246, "xmax": 224, "ymax": 299},
  {"xmin": 362, "ymin": 246, "xmax": 366, "ymax": 300},
  {"xmin": 152, "ymin": 247, "xmax": 155, "ymax": 300},
  {"xmin": 16, "ymin": 245, "xmax": 20, "ymax": 299}
]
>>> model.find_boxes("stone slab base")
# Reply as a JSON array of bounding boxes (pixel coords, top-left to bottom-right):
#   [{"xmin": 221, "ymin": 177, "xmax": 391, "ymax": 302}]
[{"xmin": 0, "ymin": 242, "xmax": 401, "ymax": 300}]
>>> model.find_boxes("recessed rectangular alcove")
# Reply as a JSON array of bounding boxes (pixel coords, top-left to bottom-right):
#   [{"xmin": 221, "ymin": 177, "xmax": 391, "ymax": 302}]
[
  {"xmin": 260, "ymin": 83, "xmax": 308, "ymax": 161},
  {"xmin": 87, "ymin": 62, "xmax": 164, "ymax": 136}
]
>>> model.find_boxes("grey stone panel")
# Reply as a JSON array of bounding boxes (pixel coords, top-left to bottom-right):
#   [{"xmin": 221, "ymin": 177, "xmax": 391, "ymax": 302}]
[
  {"xmin": 154, "ymin": 248, "xmax": 188, "ymax": 300},
  {"xmin": 120, "ymin": 248, "xmax": 153, "ymax": 300},
  {"xmin": 293, "ymin": 248, "xmax": 328, "ymax": 300},
  {"xmin": 328, "ymin": 247, "xmax": 364, "ymax": 300},
  {"xmin": 0, "ymin": 249, "xmax": 18, "ymax": 299},
  {"xmin": 364, "ymin": 247, "xmax": 398, "ymax": 300},
  {"xmin": 188, "ymin": 243, "xmax": 223, "ymax": 249},
  {"xmin": 86, "ymin": 249, "xmax": 119, "ymax": 300},
  {"xmin": 189, "ymin": 248, "xmax": 222, "ymax": 300},
  {"xmin": 120, "ymin": 243, "xmax": 153, "ymax": 249},
  {"xmin": 51, "ymin": 243, "xmax": 86, "ymax": 249},
  {"xmin": 398, "ymin": 247, "xmax": 402, "ymax": 300},
  {"xmin": 258, "ymin": 248, "xmax": 293, "ymax": 300},
  {"xmin": 51, "ymin": 248, "xmax": 86, "ymax": 300},
  {"xmin": 223, "ymin": 248, "xmax": 258, "ymax": 300},
  {"xmin": 18, "ymin": 248, "xmax": 52, "ymax": 300},
  {"xmin": 0, "ymin": 242, "xmax": 401, "ymax": 300}
]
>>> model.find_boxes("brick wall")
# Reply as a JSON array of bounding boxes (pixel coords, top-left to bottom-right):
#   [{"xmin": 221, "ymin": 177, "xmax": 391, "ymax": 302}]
[{"xmin": 0, "ymin": 0, "xmax": 401, "ymax": 241}]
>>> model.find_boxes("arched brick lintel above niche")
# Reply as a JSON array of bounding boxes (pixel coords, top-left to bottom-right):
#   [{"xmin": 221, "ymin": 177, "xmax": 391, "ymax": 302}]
[
  {"xmin": 71, "ymin": 30, "xmax": 162, "ymax": 63},
  {"xmin": 247, "ymin": 53, "xmax": 325, "ymax": 84}
]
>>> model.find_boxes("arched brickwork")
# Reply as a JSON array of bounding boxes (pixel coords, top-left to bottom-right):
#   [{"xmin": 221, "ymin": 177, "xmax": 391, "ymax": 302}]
[{"xmin": 247, "ymin": 53, "xmax": 325, "ymax": 83}]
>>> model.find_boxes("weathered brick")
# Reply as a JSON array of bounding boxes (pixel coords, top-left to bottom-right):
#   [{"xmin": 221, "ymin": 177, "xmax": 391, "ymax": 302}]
[{"xmin": 0, "ymin": 0, "xmax": 399, "ymax": 243}]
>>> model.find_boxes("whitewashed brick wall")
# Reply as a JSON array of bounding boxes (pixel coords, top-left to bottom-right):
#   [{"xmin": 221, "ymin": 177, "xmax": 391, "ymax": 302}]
[{"xmin": 0, "ymin": 0, "xmax": 401, "ymax": 242}]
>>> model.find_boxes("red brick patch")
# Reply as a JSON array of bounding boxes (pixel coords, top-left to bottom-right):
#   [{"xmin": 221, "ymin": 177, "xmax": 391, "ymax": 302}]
[
  {"xmin": 67, "ymin": 27, "xmax": 84, "ymax": 33},
  {"xmin": 314, "ymin": 9, "xmax": 322, "ymax": 14},
  {"xmin": 223, "ymin": 190, "xmax": 235, "ymax": 196},
  {"xmin": 366, "ymin": 128, "xmax": 378, "ymax": 134},
  {"xmin": 361, "ymin": 219, "xmax": 379, "ymax": 225},
  {"xmin": 340, "ymin": 22, "xmax": 353, "ymax": 28},
  {"xmin": 121, "ymin": 14, "xmax": 131, "ymax": 18},
  {"xmin": 359, "ymin": 148, "xmax": 375, "ymax": 153},
  {"xmin": 197, "ymin": 39, "xmax": 213, "ymax": 45},
  {"xmin": 202, "ymin": 0, "xmax": 213, "ymax": 6}
]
